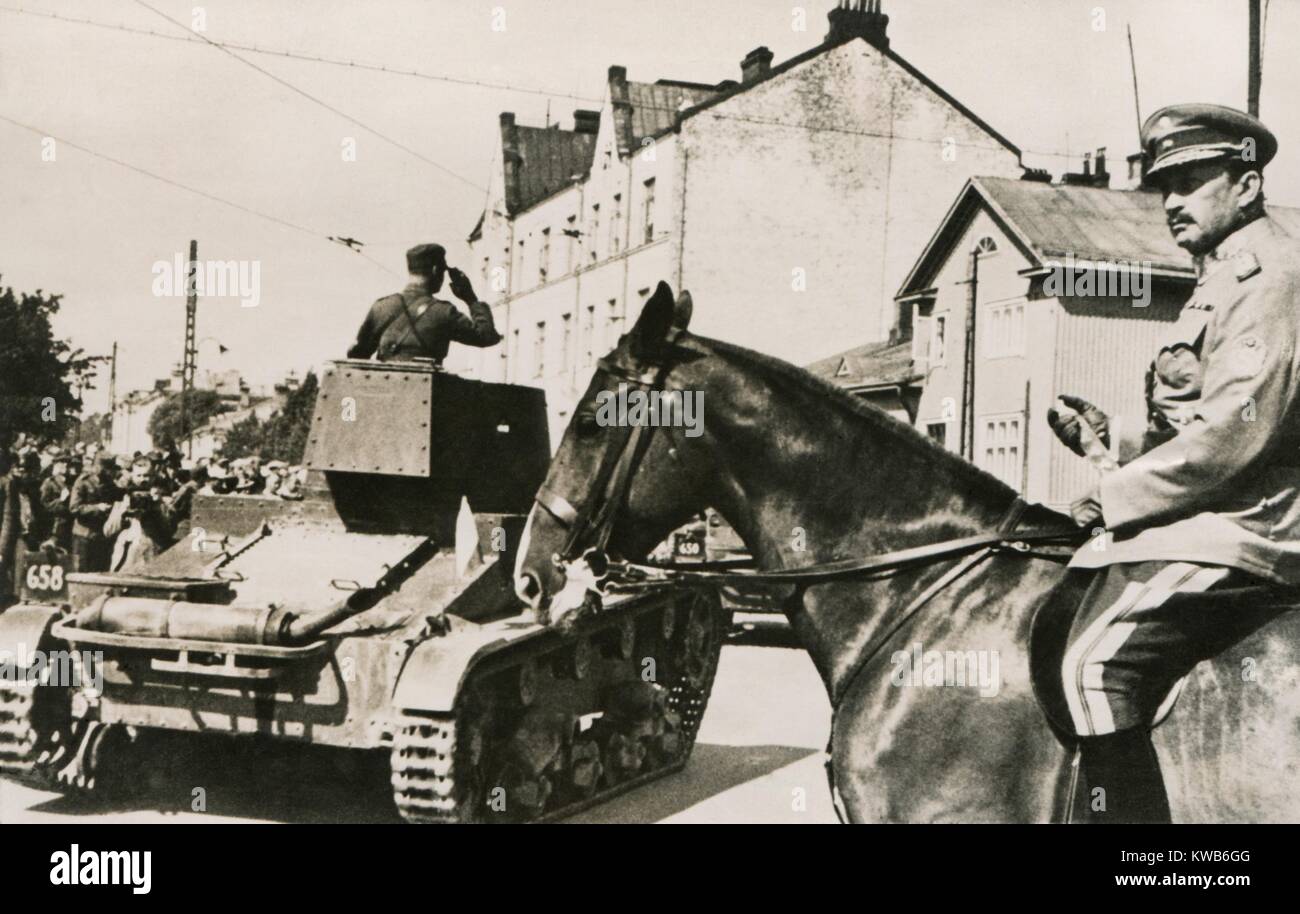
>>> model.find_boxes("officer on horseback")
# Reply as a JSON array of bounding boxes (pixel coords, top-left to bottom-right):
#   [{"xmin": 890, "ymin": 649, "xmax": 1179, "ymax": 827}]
[
  {"xmin": 348, "ymin": 243, "xmax": 501, "ymax": 363},
  {"xmin": 1048, "ymin": 104, "xmax": 1300, "ymax": 823}
]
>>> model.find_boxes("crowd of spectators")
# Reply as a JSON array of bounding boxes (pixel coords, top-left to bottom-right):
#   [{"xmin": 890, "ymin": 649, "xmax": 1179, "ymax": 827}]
[{"xmin": 0, "ymin": 434, "xmax": 308, "ymax": 603}]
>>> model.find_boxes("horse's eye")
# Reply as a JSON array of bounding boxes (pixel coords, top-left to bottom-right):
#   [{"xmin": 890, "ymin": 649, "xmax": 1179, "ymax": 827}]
[{"xmin": 576, "ymin": 414, "xmax": 602, "ymax": 437}]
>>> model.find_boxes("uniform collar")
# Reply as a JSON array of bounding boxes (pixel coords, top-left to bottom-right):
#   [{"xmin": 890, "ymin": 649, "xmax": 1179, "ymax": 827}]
[{"xmin": 1195, "ymin": 211, "xmax": 1271, "ymax": 282}]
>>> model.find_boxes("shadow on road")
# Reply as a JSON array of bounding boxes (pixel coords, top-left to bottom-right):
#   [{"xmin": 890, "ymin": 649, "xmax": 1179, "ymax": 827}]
[
  {"xmin": 564, "ymin": 742, "xmax": 818, "ymax": 823},
  {"xmin": 22, "ymin": 735, "xmax": 816, "ymax": 824},
  {"xmin": 26, "ymin": 733, "xmax": 397, "ymax": 823}
]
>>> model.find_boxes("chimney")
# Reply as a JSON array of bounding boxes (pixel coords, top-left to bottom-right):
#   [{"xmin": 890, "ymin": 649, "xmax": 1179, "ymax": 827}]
[
  {"xmin": 607, "ymin": 65, "xmax": 635, "ymax": 154},
  {"xmin": 741, "ymin": 46, "xmax": 774, "ymax": 82},
  {"xmin": 499, "ymin": 112, "xmax": 521, "ymax": 214},
  {"xmin": 1088, "ymin": 147, "xmax": 1110, "ymax": 188},
  {"xmin": 573, "ymin": 109, "xmax": 600, "ymax": 135},
  {"xmin": 826, "ymin": 0, "xmax": 890, "ymax": 51},
  {"xmin": 1126, "ymin": 151, "xmax": 1156, "ymax": 191}
]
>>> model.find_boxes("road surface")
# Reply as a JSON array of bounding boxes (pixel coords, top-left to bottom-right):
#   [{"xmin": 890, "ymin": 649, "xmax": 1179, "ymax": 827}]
[{"xmin": 0, "ymin": 617, "xmax": 837, "ymax": 824}]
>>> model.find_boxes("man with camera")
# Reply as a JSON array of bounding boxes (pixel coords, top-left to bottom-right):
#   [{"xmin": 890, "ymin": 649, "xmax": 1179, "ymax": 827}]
[
  {"xmin": 348, "ymin": 242, "xmax": 501, "ymax": 364},
  {"xmin": 106, "ymin": 456, "xmax": 196, "ymax": 572}
]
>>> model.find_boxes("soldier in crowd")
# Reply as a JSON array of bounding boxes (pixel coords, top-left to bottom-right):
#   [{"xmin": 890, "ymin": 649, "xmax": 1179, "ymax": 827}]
[
  {"xmin": 1, "ymin": 445, "xmax": 43, "ymax": 598},
  {"xmin": 1047, "ymin": 104, "xmax": 1300, "ymax": 823},
  {"xmin": 348, "ymin": 242, "xmax": 501, "ymax": 363},
  {"xmin": 39, "ymin": 454, "xmax": 73, "ymax": 550},
  {"xmin": 70, "ymin": 453, "xmax": 122, "ymax": 573}
]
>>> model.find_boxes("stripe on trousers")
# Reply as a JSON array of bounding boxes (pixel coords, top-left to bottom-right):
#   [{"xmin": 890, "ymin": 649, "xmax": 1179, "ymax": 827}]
[{"xmin": 1061, "ymin": 563, "xmax": 1226, "ymax": 736}]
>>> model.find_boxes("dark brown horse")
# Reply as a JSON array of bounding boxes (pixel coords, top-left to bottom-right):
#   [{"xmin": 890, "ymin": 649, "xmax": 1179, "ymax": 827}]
[{"xmin": 515, "ymin": 282, "xmax": 1300, "ymax": 822}]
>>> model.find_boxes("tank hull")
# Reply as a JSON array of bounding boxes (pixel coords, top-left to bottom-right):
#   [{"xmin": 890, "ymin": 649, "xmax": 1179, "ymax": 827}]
[{"xmin": 0, "ymin": 361, "xmax": 730, "ymax": 821}]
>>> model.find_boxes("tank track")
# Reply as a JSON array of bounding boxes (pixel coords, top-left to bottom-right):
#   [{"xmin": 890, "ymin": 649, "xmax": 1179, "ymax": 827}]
[
  {"xmin": 390, "ymin": 586, "xmax": 728, "ymax": 823},
  {"xmin": 0, "ymin": 673, "xmax": 74, "ymax": 791}
]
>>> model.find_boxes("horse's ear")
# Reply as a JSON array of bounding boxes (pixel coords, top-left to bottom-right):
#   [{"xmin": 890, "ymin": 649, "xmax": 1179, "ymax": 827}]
[
  {"xmin": 673, "ymin": 290, "xmax": 693, "ymax": 332},
  {"xmin": 629, "ymin": 281, "xmax": 678, "ymax": 355}
]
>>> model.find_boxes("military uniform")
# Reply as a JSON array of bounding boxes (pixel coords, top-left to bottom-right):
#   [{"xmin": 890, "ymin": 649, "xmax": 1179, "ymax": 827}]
[
  {"xmin": 348, "ymin": 242, "xmax": 500, "ymax": 363},
  {"xmin": 348, "ymin": 282, "xmax": 501, "ymax": 362},
  {"xmin": 1055, "ymin": 107, "xmax": 1299, "ymax": 747},
  {"xmin": 69, "ymin": 459, "xmax": 121, "ymax": 573}
]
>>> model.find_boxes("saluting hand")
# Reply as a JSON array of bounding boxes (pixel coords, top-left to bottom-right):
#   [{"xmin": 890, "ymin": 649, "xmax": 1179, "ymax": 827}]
[{"xmin": 448, "ymin": 267, "xmax": 476, "ymax": 304}]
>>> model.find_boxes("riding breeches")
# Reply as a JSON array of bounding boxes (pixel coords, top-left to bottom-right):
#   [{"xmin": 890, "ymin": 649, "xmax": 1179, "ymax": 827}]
[{"xmin": 1061, "ymin": 560, "xmax": 1288, "ymax": 737}]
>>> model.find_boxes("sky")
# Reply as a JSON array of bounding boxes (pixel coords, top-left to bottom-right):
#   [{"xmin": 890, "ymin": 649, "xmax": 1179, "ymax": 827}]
[{"xmin": 2, "ymin": 0, "xmax": 1297, "ymax": 414}]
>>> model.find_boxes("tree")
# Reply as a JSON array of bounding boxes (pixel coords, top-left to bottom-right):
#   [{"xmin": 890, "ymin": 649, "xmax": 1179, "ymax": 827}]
[
  {"xmin": 0, "ymin": 279, "xmax": 101, "ymax": 451},
  {"xmin": 217, "ymin": 372, "xmax": 318, "ymax": 464},
  {"xmin": 148, "ymin": 389, "xmax": 224, "ymax": 451},
  {"xmin": 259, "ymin": 372, "xmax": 318, "ymax": 464},
  {"xmin": 219, "ymin": 413, "xmax": 265, "ymax": 460},
  {"xmin": 66, "ymin": 412, "xmax": 111, "ymax": 449}
]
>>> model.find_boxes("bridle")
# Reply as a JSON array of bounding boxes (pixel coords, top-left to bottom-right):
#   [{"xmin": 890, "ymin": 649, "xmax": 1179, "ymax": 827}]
[{"xmin": 532, "ymin": 331, "xmax": 686, "ymax": 569}]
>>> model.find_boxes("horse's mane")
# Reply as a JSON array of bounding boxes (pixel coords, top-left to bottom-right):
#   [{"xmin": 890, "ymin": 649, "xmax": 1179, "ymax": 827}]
[{"xmin": 697, "ymin": 335, "xmax": 1017, "ymax": 500}]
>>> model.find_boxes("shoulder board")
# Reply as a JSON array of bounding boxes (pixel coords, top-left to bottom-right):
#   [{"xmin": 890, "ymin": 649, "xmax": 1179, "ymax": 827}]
[{"xmin": 1233, "ymin": 251, "xmax": 1261, "ymax": 282}]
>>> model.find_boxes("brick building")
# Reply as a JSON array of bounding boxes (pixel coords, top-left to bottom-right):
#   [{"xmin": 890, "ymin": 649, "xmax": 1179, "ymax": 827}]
[{"xmin": 455, "ymin": 1, "xmax": 1025, "ymax": 442}]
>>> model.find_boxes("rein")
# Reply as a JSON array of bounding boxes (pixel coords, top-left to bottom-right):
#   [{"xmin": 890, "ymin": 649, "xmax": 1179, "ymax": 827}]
[{"xmin": 529, "ymin": 338, "xmax": 1085, "ymax": 822}]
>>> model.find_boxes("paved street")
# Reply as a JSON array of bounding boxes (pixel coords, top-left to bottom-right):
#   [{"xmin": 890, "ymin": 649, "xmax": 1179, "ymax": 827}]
[{"xmin": 0, "ymin": 617, "xmax": 836, "ymax": 824}]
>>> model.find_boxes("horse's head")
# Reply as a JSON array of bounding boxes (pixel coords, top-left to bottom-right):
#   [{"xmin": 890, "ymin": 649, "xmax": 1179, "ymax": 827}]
[{"xmin": 514, "ymin": 281, "xmax": 715, "ymax": 622}]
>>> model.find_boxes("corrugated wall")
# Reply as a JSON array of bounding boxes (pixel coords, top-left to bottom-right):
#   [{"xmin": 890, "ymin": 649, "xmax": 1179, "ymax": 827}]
[{"xmin": 1047, "ymin": 288, "xmax": 1187, "ymax": 505}]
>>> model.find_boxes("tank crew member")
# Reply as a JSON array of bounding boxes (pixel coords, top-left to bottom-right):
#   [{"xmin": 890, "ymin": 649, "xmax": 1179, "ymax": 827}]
[
  {"xmin": 348, "ymin": 243, "xmax": 501, "ymax": 363},
  {"xmin": 1046, "ymin": 104, "xmax": 1300, "ymax": 822}
]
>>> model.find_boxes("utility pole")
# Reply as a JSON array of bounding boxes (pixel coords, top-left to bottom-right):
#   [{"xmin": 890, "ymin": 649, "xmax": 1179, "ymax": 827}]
[
  {"xmin": 1127, "ymin": 25, "xmax": 1143, "ymax": 142},
  {"xmin": 106, "ymin": 341, "xmax": 117, "ymax": 449},
  {"xmin": 180, "ymin": 239, "xmax": 198, "ymax": 458},
  {"xmin": 1248, "ymin": 0, "xmax": 1262, "ymax": 117}
]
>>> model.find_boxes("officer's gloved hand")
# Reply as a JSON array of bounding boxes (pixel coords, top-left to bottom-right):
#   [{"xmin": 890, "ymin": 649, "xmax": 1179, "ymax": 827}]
[
  {"xmin": 1047, "ymin": 395, "xmax": 1111, "ymax": 457},
  {"xmin": 447, "ymin": 267, "xmax": 476, "ymax": 304}
]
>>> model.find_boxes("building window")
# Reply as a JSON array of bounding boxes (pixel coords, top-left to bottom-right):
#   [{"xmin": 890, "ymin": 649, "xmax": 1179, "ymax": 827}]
[
  {"xmin": 642, "ymin": 178, "xmax": 656, "ymax": 243},
  {"xmin": 984, "ymin": 299, "xmax": 1025, "ymax": 359},
  {"xmin": 539, "ymin": 227, "xmax": 551, "ymax": 284},
  {"xmin": 560, "ymin": 313, "xmax": 573, "ymax": 372},
  {"xmin": 926, "ymin": 422, "xmax": 948, "ymax": 448},
  {"xmin": 929, "ymin": 314, "xmax": 948, "ymax": 366},
  {"xmin": 605, "ymin": 298, "xmax": 621, "ymax": 350},
  {"xmin": 589, "ymin": 204, "xmax": 601, "ymax": 264},
  {"xmin": 582, "ymin": 305, "xmax": 595, "ymax": 366},
  {"xmin": 610, "ymin": 194, "xmax": 623, "ymax": 256},
  {"xmin": 974, "ymin": 236, "xmax": 999, "ymax": 256},
  {"xmin": 565, "ymin": 215, "xmax": 577, "ymax": 273},
  {"xmin": 533, "ymin": 321, "xmax": 546, "ymax": 378},
  {"xmin": 979, "ymin": 414, "xmax": 1024, "ymax": 488}
]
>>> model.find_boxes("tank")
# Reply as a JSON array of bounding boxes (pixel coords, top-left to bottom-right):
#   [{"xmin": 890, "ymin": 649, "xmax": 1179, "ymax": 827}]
[{"xmin": 0, "ymin": 360, "xmax": 728, "ymax": 823}]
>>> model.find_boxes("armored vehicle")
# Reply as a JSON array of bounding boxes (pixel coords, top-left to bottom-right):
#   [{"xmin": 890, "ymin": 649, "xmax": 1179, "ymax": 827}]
[{"xmin": 0, "ymin": 360, "xmax": 727, "ymax": 822}]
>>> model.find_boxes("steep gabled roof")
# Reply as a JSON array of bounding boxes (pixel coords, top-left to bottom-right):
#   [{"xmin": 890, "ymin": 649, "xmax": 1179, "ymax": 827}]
[
  {"xmin": 667, "ymin": 35, "xmax": 1021, "ymax": 159},
  {"xmin": 514, "ymin": 125, "xmax": 597, "ymax": 211},
  {"xmin": 805, "ymin": 339, "xmax": 918, "ymax": 389},
  {"xmin": 898, "ymin": 177, "xmax": 1300, "ymax": 299},
  {"xmin": 626, "ymin": 80, "xmax": 720, "ymax": 144}
]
